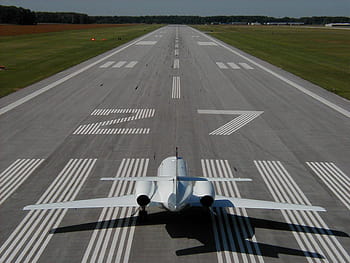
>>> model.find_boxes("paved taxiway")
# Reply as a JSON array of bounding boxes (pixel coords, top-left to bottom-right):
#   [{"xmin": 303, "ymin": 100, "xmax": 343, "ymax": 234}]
[{"xmin": 0, "ymin": 25, "xmax": 349, "ymax": 263}]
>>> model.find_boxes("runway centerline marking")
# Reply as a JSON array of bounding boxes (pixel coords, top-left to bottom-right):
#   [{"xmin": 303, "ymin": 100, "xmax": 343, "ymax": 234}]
[
  {"xmin": 172, "ymin": 76, "xmax": 181, "ymax": 99},
  {"xmin": 191, "ymin": 27, "xmax": 350, "ymax": 118},
  {"xmin": 198, "ymin": 110, "xmax": 263, "ymax": 135},
  {"xmin": 0, "ymin": 28, "xmax": 163, "ymax": 116},
  {"xmin": 173, "ymin": 59, "xmax": 180, "ymax": 69}
]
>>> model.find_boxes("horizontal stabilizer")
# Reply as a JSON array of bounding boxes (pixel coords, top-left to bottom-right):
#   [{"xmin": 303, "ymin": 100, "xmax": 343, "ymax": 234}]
[
  {"xmin": 213, "ymin": 196, "xmax": 326, "ymax": 212},
  {"xmin": 101, "ymin": 176, "xmax": 173, "ymax": 182},
  {"xmin": 177, "ymin": 176, "xmax": 251, "ymax": 182},
  {"xmin": 24, "ymin": 195, "xmax": 139, "ymax": 210}
]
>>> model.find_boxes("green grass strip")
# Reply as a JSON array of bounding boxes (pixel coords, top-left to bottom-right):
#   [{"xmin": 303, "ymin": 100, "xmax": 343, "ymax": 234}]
[
  {"xmin": 193, "ymin": 25, "xmax": 350, "ymax": 100},
  {"xmin": 0, "ymin": 24, "xmax": 162, "ymax": 98}
]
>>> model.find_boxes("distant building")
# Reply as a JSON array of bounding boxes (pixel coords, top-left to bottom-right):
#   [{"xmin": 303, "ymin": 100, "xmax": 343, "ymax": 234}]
[
  {"xmin": 325, "ymin": 23, "xmax": 350, "ymax": 27},
  {"xmin": 266, "ymin": 22, "xmax": 304, "ymax": 26}
]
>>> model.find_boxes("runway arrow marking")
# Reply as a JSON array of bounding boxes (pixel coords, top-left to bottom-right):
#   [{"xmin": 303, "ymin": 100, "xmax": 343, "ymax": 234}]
[
  {"xmin": 73, "ymin": 108, "xmax": 155, "ymax": 135},
  {"xmin": 198, "ymin": 110, "xmax": 263, "ymax": 135}
]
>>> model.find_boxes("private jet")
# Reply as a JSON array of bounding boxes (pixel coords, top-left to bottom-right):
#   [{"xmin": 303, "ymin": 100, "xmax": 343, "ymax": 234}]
[{"xmin": 24, "ymin": 156, "xmax": 326, "ymax": 217}]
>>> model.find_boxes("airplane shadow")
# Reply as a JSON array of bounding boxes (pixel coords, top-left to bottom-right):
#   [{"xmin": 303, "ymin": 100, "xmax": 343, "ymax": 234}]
[{"xmin": 52, "ymin": 208, "xmax": 348, "ymax": 259}]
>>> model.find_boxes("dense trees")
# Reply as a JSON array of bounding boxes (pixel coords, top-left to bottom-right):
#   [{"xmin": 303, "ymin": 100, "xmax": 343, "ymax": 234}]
[
  {"xmin": 1, "ymin": 5, "xmax": 349, "ymax": 25},
  {"xmin": 0, "ymin": 5, "xmax": 36, "ymax": 25}
]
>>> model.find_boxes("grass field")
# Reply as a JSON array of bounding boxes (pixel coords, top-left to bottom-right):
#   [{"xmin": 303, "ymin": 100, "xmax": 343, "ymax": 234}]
[
  {"xmin": 0, "ymin": 24, "xmax": 162, "ymax": 98},
  {"xmin": 193, "ymin": 25, "xmax": 350, "ymax": 100}
]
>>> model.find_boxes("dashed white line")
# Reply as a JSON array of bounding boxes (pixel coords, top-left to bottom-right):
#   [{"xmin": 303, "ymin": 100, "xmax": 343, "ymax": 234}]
[
  {"xmin": 174, "ymin": 49, "xmax": 179, "ymax": 56},
  {"xmin": 172, "ymin": 76, "xmax": 181, "ymax": 99},
  {"xmin": 99, "ymin": 61, "xmax": 115, "ymax": 68},
  {"xmin": 0, "ymin": 158, "xmax": 97, "ymax": 263},
  {"xmin": 216, "ymin": 62, "xmax": 229, "ymax": 69},
  {"xmin": 173, "ymin": 59, "xmax": 180, "ymax": 69},
  {"xmin": 125, "ymin": 61, "xmax": 138, "ymax": 68},
  {"xmin": 0, "ymin": 159, "xmax": 45, "ymax": 205},
  {"xmin": 239, "ymin": 63, "xmax": 254, "ymax": 70},
  {"xmin": 306, "ymin": 162, "xmax": 350, "ymax": 210},
  {"xmin": 135, "ymin": 41, "xmax": 157, "ymax": 45},
  {"xmin": 197, "ymin": 41, "xmax": 218, "ymax": 46},
  {"xmin": 227, "ymin": 62, "xmax": 241, "ymax": 69},
  {"xmin": 112, "ymin": 61, "xmax": 127, "ymax": 68}
]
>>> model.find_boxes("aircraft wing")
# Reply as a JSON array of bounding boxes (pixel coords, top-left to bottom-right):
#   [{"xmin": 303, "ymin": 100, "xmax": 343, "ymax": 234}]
[
  {"xmin": 212, "ymin": 195, "xmax": 326, "ymax": 212},
  {"xmin": 23, "ymin": 195, "xmax": 140, "ymax": 210}
]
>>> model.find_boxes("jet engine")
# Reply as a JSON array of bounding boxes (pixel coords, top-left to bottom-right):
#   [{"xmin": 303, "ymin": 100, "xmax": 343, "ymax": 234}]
[
  {"xmin": 135, "ymin": 181, "xmax": 155, "ymax": 207},
  {"xmin": 193, "ymin": 180, "xmax": 215, "ymax": 208}
]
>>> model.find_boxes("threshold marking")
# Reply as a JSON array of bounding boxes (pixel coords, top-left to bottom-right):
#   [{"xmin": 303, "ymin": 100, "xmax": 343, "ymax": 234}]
[
  {"xmin": 306, "ymin": 162, "xmax": 350, "ymax": 210},
  {"xmin": 202, "ymin": 159, "xmax": 264, "ymax": 263},
  {"xmin": 255, "ymin": 160, "xmax": 350, "ymax": 263},
  {"xmin": 0, "ymin": 28, "xmax": 160, "ymax": 116},
  {"xmin": 82, "ymin": 158, "xmax": 148, "ymax": 263},
  {"xmin": 135, "ymin": 41, "xmax": 157, "ymax": 45},
  {"xmin": 0, "ymin": 159, "xmax": 97, "ymax": 263},
  {"xmin": 172, "ymin": 76, "xmax": 181, "ymax": 99},
  {"xmin": 74, "ymin": 108, "xmax": 155, "ymax": 135},
  {"xmin": 0, "ymin": 159, "xmax": 45, "ymax": 205},
  {"xmin": 173, "ymin": 59, "xmax": 180, "ymax": 69},
  {"xmin": 198, "ymin": 110, "xmax": 263, "ymax": 135},
  {"xmin": 191, "ymin": 27, "xmax": 350, "ymax": 118},
  {"xmin": 197, "ymin": 41, "xmax": 218, "ymax": 46}
]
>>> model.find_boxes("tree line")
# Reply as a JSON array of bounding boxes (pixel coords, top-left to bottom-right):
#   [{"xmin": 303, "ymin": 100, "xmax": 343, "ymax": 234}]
[{"xmin": 1, "ymin": 5, "xmax": 349, "ymax": 25}]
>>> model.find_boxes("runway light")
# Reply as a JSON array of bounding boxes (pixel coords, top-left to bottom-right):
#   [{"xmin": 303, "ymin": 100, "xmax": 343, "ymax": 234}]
[
  {"xmin": 101, "ymin": 38, "xmax": 107, "ymax": 41},
  {"xmin": 90, "ymin": 37, "xmax": 96, "ymax": 41}
]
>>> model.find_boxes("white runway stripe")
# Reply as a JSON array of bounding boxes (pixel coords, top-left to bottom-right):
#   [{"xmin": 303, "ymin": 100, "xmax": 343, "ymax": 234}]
[
  {"xmin": 172, "ymin": 76, "xmax": 181, "ymax": 99},
  {"xmin": 254, "ymin": 160, "xmax": 350, "ymax": 263},
  {"xmin": 197, "ymin": 41, "xmax": 218, "ymax": 46},
  {"xmin": 209, "ymin": 112, "xmax": 262, "ymax": 135},
  {"xmin": 216, "ymin": 62, "xmax": 229, "ymax": 69},
  {"xmin": 135, "ymin": 41, "xmax": 157, "ymax": 45},
  {"xmin": 306, "ymin": 162, "xmax": 350, "ymax": 210},
  {"xmin": 99, "ymin": 61, "xmax": 115, "ymax": 68},
  {"xmin": 239, "ymin": 63, "xmax": 254, "ymax": 70},
  {"xmin": 0, "ymin": 158, "xmax": 97, "ymax": 263},
  {"xmin": 227, "ymin": 62, "xmax": 240, "ymax": 69},
  {"xmin": 125, "ymin": 61, "xmax": 138, "ymax": 68},
  {"xmin": 174, "ymin": 49, "xmax": 179, "ymax": 56},
  {"xmin": 81, "ymin": 158, "xmax": 149, "ymax": 263},
  {"xmin": 173, "ymin": 59, "xmax": 179, "ymax": 69},
  {"xmin": 201, "ymin": 159, "xmax": 264, "ymax": 263},
  {"xmin": 74, "ymin": 108, "xmax": 155, "ymax": 135},
  {"xmin": 0, "ymin": 159, "xmax": 45, "ymax": 205},
  {"xmin": 112, "ymin": 61, "xmax": 127, "ymax": 68}
]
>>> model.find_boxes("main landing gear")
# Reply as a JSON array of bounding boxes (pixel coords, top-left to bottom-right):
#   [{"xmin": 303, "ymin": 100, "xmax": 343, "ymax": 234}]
[{"xmin": 139, "ymin": 206, "xmax": 148, "ymax": 221}]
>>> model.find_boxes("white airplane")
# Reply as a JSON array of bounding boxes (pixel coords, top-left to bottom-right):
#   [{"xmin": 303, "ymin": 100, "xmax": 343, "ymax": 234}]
[{"xmin": 24, "ymin": 156, "xmax": 326, "ymax": 217}]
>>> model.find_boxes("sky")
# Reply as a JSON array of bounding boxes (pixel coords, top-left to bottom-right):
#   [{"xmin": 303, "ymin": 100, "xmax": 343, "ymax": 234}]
[{"xmin": 0, "ymin": 0, "xmax": 349, "ymax": 17}]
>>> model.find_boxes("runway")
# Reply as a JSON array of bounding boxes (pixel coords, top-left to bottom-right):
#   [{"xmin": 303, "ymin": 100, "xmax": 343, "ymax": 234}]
[{"xmin": 0, "ymin": 25, "xmax": 349, "ymax": 263}]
